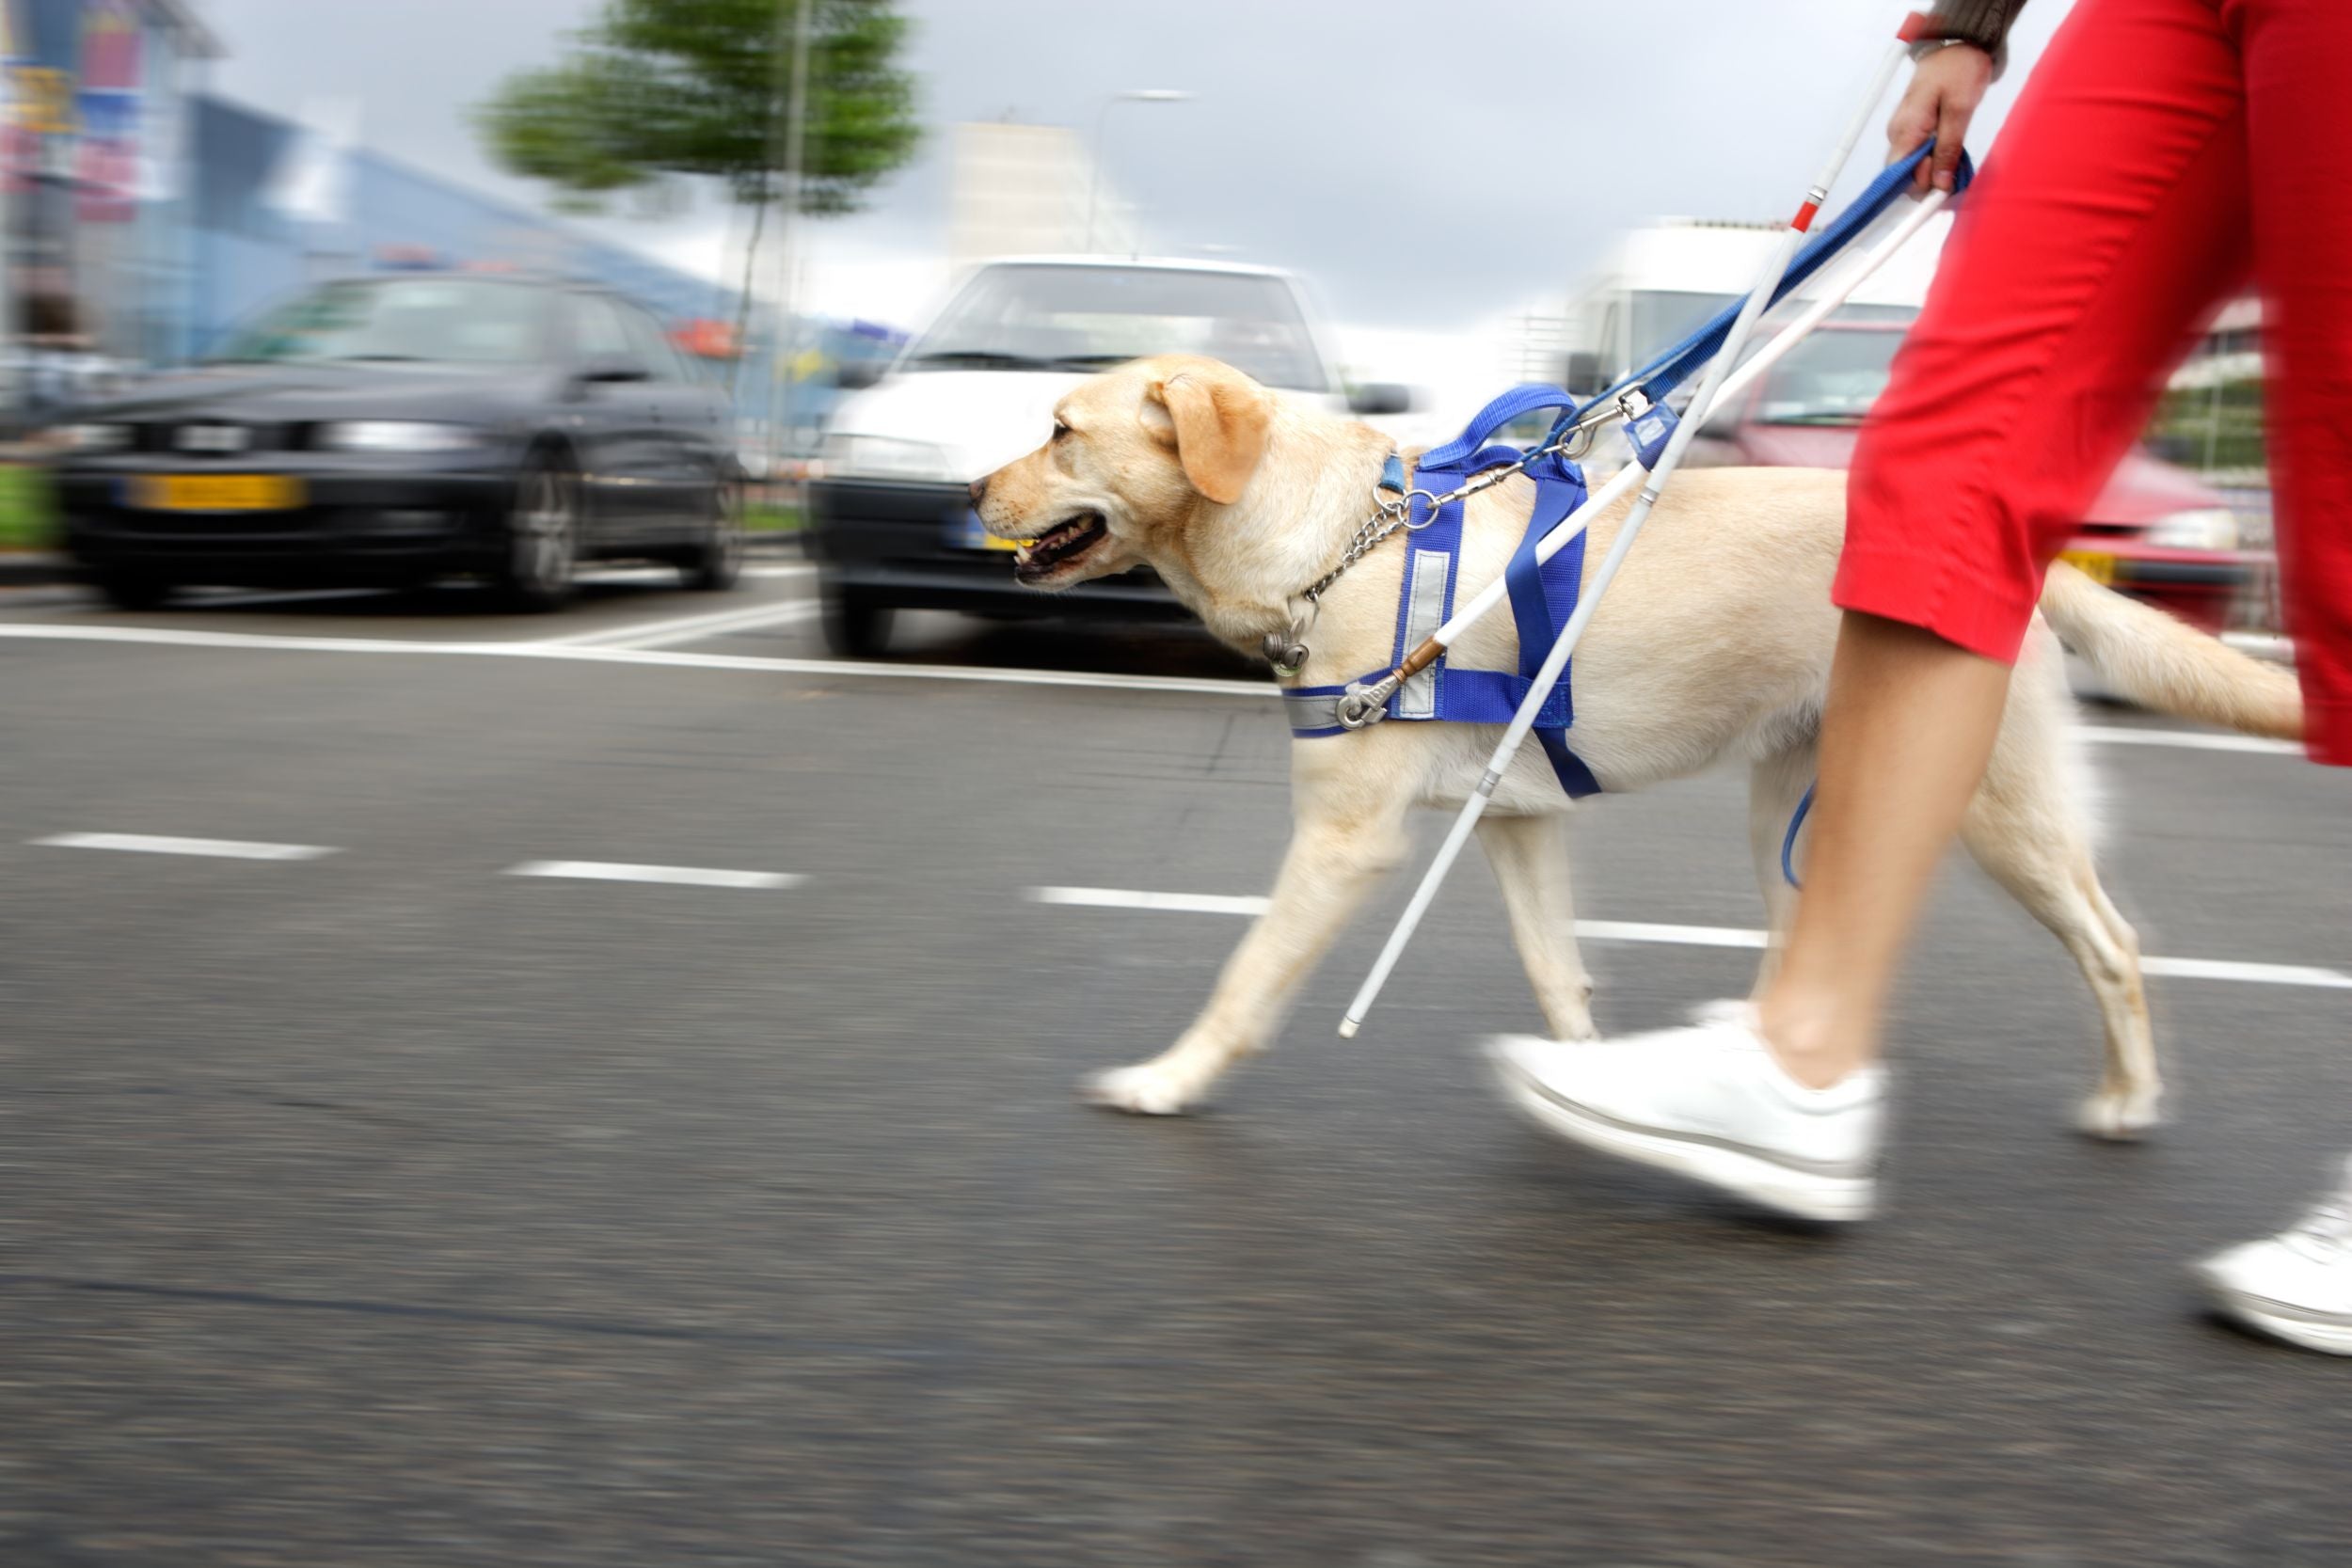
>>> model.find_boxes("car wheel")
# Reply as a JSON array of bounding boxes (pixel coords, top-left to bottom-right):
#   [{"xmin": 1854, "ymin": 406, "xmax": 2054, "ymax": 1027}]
[
  {"xmin": 500, "ymin": 455, "xmax": 580, "ymax": 611},
  {"xmin": 95, "ymin": 570, "xmax": 175, "ymax": 611},
  {"xmin": 682, "ymin": 473, "xmax": 744, "ymax": 592},
  {"xmin": 821, "ymin": 588, "xmax": 893, "ymax": 657}
]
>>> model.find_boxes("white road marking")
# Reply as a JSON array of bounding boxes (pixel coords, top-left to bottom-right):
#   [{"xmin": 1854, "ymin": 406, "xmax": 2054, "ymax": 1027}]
[
  {"xmin": 0, "ymin": 622, "xmax": 2311, "ymax": 752},
  {"xmin": 0, "ymin": 623, "xmax": 1271, "ymax": 695},
  {"xmin": 2139, "ymin": 956, "xmax": 2352, "ymax": 990},
  {"xmin": 505, "ymin": 860, "xmax": 803, "ymax": 890},
  {"xmin": 1028, "ymin": 885, "xmax": 1272, "ymax": 916},
  {"xmin": 34, "ymin": 832, "xmax": 336, "ymax": 862},
  {"xmin": 1027, "ymin": 886, "xmax": 2352, "ymax": 990},
  {"xmin": 548, "ymin": 597, "xmax": 819, "ymax": 650},
  {"xmin": 1574, "ymin": 918, "xmax": 1770, "ymax": 950},
  {"xmin": 2074, "ymin": 724, "xmax": 2297, "ymax": 755}
]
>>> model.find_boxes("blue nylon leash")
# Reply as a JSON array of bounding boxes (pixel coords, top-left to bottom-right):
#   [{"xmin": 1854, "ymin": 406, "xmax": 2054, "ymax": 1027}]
[{"xmin": 1781, "ymin": 782, "xmax": 1817, "ymax": 888}]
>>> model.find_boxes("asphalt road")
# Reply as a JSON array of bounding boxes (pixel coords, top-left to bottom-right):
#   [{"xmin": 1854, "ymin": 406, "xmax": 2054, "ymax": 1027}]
[{"xmin": 3, "ymin": 567, "xmax": 2348, "ymax": 1567}]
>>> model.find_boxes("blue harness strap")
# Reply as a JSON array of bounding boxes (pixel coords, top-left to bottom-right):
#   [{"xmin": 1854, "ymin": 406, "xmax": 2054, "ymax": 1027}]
[
  {"xmin": 1290, "ymin": 404, "xmax": 1604, "ymax": 799},
  {"xmin": 1507, "ymin": 469, "xmax": 1601, "ymax": 798}
]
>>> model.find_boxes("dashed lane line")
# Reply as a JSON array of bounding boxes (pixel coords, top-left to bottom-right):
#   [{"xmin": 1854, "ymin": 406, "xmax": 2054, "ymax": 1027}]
[
  {"xmin": 1024, "ymin": 886, "xmax": 2352, "ymax": 990},
  {"xmin": 505, "ymin": 860, "xmax": 804, "ymax": 890},
  {"xmin": 33, "ymin": 832, "xmax": 337, "ymax": 862},
  {"xmin": 1027, "ymin": 885, "xmax": 1271, "ymax": 917}
]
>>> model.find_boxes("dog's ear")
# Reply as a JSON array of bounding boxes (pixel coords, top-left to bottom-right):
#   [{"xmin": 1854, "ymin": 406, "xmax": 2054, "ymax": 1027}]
[{"xmin": 1146, "ymin": 365, "xmax": 1270, "ymax": 505}]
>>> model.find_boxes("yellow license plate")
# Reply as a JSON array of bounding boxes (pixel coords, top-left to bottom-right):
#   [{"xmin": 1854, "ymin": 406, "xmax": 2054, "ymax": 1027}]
[
  {"xmin": 2059, "ymin": 548, "xmax": 2117, "ymax": 586},
  {"xmin": 129, "ymin": 474, "xmax": 305, "ymax": 512}
]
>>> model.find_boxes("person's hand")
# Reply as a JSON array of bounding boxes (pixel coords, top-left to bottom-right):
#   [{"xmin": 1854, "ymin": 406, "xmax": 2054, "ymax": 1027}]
[{"xmin": 1888, "ymin": 43, "xmax": 1994, "ymax": 193}]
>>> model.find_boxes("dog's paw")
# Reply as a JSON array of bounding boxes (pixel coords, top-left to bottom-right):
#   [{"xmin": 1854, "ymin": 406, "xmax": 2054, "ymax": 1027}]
[
  {"xmin": 1082, "ymin": 1062, "xmax": 1200, "ymax": 1117},
  {"xmin": 2075, "ymin": 1085, "xmax": 2164, "ymax": 1142}
]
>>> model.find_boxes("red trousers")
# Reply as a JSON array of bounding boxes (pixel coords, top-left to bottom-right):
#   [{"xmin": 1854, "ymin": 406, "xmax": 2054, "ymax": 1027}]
[{"xmin": 1839, "ymin": 0, "xmax": 2352, "ymax": 764}]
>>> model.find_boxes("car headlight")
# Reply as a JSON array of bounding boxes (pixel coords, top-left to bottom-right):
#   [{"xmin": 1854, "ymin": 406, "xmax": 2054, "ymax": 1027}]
[
  {"xmin": 60, "ymin": 422, "xmax": 131, "ymax": 453},
  {"xmin": 317, "ymin": 420, "xmax": 482, "ymax": 454},
  {"xmin": 2145, "ymin": 507, "xmax": 2239, "ymax": 551},
  {"xmin": 819, "ymin": 434, "xmax": 957, "ymax": 482}
]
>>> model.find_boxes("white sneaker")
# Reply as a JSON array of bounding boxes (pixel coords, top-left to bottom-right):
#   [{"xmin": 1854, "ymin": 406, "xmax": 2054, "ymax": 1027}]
[
  {"xmin": 2194, "ymin": 1155, "xmax": 2352, "ymax": 1356},
  {"xmin": 1486, "ymin": 1003, "xmax": 1884, "ymax": 1223}
]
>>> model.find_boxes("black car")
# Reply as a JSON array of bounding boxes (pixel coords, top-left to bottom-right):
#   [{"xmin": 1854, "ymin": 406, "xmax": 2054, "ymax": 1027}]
[{"xmin": 52, "ymin": 273, "xmax": 742, "ymax": 610}]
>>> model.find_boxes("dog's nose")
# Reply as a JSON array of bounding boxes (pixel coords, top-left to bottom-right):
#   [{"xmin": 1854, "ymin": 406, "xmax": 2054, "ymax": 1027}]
[{"xmin": 966, "ymin": 476, "xmax": 989, "ymax": 507}]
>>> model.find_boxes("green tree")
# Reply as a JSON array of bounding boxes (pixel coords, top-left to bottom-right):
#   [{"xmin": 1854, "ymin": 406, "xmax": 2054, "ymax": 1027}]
[
  {"xmin": 479, "ymin": 0, "xmax": 919, "ymax": 218},
  {"xmin": 481, "ymin": 0, "xmax": 917, "ymax": 399}
]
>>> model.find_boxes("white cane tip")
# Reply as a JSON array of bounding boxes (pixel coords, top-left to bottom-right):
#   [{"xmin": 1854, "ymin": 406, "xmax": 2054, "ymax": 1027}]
[{"xmin": 1337, "ymin": 1019, "xmax": 1360, "ymax": 1039}]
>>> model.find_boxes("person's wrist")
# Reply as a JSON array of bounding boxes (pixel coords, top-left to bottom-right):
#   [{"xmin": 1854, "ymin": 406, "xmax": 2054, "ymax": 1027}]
[{"xmin": 1910, "ymin": 34, "xmax": 2001, "ymax": 79}]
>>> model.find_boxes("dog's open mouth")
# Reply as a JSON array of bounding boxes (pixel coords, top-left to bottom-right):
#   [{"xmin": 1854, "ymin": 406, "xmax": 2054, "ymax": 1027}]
[{"xmin": 1011, "ymin": 513, "xmax": 1108, "ymax": 584}]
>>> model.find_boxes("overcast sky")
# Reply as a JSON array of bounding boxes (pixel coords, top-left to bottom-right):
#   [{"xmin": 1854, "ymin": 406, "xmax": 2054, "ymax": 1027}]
[{"xmin": 203, "ymin": 0, "xmax": 2078, "ymax": 392}]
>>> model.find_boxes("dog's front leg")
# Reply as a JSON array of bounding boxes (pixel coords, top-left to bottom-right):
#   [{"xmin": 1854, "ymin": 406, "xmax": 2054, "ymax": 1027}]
[
  {"xmin": 1086, "ymin": 798, "xmax": 1408, "ymax": 1116},
  {"xmin": 1475, "ymin": 812, "xmax": 1597, "ymax": 1041}
]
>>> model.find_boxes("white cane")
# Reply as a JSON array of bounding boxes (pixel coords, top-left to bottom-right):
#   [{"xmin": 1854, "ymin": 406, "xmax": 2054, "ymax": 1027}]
[{"xmin": 1339, "ymin": 33, "xmax": 1923, "ymax": 1040}]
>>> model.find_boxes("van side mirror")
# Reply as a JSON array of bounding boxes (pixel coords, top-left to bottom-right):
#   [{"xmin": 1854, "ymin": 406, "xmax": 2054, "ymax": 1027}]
[
  {"xmin": 834, "ymin": 359, "xmax": 886, "ymax": 391},
  {"xmin": 1346, "ymin": 382, "xmax": 1413, "ymax": 416}
]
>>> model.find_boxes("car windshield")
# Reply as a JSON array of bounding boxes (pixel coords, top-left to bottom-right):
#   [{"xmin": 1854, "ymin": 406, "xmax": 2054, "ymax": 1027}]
[
  {"xmin": 904, "ymin": 264, "xmax": 1327, "ymax": 390},
  {"xmin": 212, "ymin": 278, "xmax": 552, "ymax": 367},
  {"xmin": 1752, "ymin": 321, "xmax": 1909, "ymax": 424}
]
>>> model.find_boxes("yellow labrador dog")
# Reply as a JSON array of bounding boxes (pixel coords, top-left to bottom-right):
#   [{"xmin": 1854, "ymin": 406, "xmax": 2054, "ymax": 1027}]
[{"xmin": 972, "ymin": 355, "xmax": 2301, "ymax": 1134}]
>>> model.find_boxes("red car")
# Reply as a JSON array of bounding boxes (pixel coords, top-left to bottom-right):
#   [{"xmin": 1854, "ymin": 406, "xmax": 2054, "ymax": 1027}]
[{"xmin": 1687, "ymin": 319, "xmax": 2247, "ymax": 632}]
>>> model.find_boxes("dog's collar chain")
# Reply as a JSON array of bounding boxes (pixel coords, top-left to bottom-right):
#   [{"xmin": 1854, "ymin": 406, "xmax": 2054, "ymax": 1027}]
[
  {"xmin": 1263, "ymin": 423, "xmax": 1606, "ymax": 679},
  {"xmin": 1259, "ymin": 455, "xmax": 1418, "ymax": 675}
]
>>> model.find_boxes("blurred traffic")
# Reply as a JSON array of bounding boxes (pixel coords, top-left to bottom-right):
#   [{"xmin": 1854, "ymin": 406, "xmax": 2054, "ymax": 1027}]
[{"xmin": 0, "ymin": 8, "xmax": 2278, "ymax": 642}]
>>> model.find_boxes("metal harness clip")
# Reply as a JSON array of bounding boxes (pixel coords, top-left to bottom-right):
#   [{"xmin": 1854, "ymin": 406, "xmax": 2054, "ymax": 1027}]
[{"xmin": 1337, "ymin": 673, "xmax": 1399, "ymax": 730}]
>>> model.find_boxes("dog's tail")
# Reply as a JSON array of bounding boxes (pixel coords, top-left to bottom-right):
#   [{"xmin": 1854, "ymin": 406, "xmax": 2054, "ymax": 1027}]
[{"xmin": 2037, "ymin": 561, "xmax": 2302, "ymax": 741}]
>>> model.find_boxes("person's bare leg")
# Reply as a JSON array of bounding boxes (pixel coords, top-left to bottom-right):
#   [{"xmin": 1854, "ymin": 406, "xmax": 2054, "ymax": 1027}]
[{"xmin": 1756, "ymin": 610, "xmax": 2012, "ymax": 1088}]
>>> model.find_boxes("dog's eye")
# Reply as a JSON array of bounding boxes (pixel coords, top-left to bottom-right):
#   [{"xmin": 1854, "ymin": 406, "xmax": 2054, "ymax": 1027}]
[{"xmin": 1051, "ymin": 422, "xmax": 1072, "ymax": 442}]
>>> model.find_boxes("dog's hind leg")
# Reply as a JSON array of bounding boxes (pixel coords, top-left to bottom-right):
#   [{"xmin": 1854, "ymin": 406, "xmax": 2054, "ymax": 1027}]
[
  {"xmin": 1744, "ymin": 743, "xmax": 1818, "ymax": 999},
  {"xmin": 1961, "ymin": 673, "xmax": 2162, "ymax": 1139},
  {"xmin": 1476, "ymin": 812, "xmax": 1597, "ymax": 1041},
  {"xmin": 1085, "ymin": 794, "xmax": 1410, "ymax": 1116}
]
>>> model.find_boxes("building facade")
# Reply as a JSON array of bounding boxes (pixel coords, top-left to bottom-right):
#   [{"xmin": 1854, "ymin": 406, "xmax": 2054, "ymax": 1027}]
[
  {"xmin": 187, "ymin": 95, "xmax": 736, "ymax": 359},
  {"xmin": 4, "ymin": 0, "xmax": 215, "ymax": 368}
]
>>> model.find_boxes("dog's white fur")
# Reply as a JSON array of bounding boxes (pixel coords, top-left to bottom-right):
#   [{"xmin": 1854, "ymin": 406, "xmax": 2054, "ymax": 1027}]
[{"xmin": 976, "ymin": 356, "xmax": 2304, "ymax": 1133}]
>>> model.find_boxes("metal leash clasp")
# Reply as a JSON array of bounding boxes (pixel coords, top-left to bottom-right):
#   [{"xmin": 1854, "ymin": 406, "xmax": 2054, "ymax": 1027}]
[{"xmin": 1337, "ymin": 673, "xmax": 1400, "ymax": 730}]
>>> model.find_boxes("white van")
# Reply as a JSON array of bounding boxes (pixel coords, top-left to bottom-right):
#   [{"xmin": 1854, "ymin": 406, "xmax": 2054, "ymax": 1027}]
[
  {"xmin": 1559, "ymin": 214, "xmax": 1952, "ymax": 395},
  {"xmin": 808, "ymin": 255, "xmax": 1411, "ymax": 656}
]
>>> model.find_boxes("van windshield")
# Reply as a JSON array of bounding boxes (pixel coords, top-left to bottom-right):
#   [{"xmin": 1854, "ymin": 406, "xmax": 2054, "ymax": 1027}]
[
  {"xmin": 905, "ymin": 265, "xmax": 1327, "ymax": 390},
  {"xmin": 1753, "ymin": 321, "xmax": 1910, "ymax": 425}
]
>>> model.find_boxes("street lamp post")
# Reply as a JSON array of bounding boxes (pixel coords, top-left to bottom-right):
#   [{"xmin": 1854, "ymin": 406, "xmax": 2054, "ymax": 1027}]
[{"xmin": 1084, "ymin": 89, "xmax": 1189, "ymax": 253}]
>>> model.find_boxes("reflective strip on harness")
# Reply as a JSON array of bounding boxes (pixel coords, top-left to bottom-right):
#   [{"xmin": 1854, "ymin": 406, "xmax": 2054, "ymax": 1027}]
[
  {"xmin": 1282, "ymin": 687, "xmax": 1351, "ymax": 736},
  {"xmin": 1397, "ymin": 547, "xmax": 1451, "ymax": 721}
]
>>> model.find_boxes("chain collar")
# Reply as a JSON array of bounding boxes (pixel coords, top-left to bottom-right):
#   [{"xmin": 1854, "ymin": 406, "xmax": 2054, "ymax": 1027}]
[{"xmin": 1263, "ymin": 410, "xmax": 1617, "ymax": 678}]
